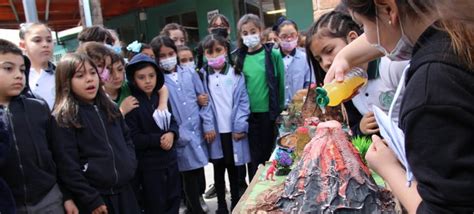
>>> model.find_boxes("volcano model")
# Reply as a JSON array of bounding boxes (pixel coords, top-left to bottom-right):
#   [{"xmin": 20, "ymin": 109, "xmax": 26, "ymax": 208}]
[{"xmin": 276, "ymin": 120, "xmax": 382, "ymax": 213}]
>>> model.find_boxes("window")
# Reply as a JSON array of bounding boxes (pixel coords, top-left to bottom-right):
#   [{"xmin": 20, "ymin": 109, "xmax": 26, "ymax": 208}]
[
  {"xmin": 236, "ymin": 0, "xmax": 286, "ymax": 27},
  {"xmin": 164, "ymin": 11, "xmax": 200, "ymax": 45}
]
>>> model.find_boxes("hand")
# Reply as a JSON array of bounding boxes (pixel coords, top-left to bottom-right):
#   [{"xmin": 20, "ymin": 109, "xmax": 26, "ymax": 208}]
[
  {"xmin": 160, "ymin": 132, "xmax": 175, "ymax": 150},
  {"xmin": 120, "ymin": 96, "xmax": 139, "ymax": 115},
  {"xmin": 64, "ymin": 200, "xmax": 78, "ymax": 214},
  {"xmin": 204, "ymin": 130, "xmax": 216, "ymax": 143},
  {"xmin": 324, "ymin": 55, "xmax": 351, "ymax": 84},
  {"xmin": 232, "ymin": 132, "xmax": 246, "ymax": 141},
  {"xmin": 359, "ymin": 112, "xmax": 379, "ymax": 135},
  {"xmin": 197, "ymin": 94, "xmax": 209, "ymax": 106},
  {"xmin": 92, "ymin": 205, "xmax": 108, "ymax": 214},
  {"xmin": 365, "ymin": 135, "xmax": 400, "ymax": 176}
]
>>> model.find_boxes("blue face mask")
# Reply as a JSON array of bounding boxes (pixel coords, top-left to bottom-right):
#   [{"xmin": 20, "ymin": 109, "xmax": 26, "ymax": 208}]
[{"xmin": 372, "ymin": 7, "xmax": 414, "ymax": 61}]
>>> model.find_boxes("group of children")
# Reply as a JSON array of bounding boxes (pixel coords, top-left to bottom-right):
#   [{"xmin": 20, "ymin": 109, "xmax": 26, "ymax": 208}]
[{"xmin": 0, "ymin": 5, "xmax": 429, "ymax": 214}]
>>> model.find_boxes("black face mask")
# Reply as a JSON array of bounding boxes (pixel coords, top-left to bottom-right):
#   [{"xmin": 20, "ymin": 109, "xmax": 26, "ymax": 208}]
[{"xmin": 211, "ymin": 28, "xmax": 229, "ymax": 38}]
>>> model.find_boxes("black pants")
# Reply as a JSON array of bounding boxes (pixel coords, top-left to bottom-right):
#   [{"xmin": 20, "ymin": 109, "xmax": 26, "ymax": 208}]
[
  {"xmin": 182, "ymin": 168, "xmax": 205, "ymax": 214},
  {"xmin": 102, "ymin": 184, "xmax": 141, "ymax": 214},
  {"xmin": 213, "ymin": 133, "xmax": 240, "ymax": 212},
  {"xmin": 135, "ymin": 162, "xmax": 181, "ymax": 214},
  {"xmin": 248, "ymin": 112, "xmax": 276, "ymax": 181}
]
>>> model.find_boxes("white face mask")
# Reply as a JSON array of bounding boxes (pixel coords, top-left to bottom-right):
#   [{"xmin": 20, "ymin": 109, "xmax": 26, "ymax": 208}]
[
  {"xmin": 372, "ymin": 8, "xmax": 414, "ymax": 61},
  {"xmin": 243, "ymin": 34, "xmax": 261, "ymax": 49},
  {"xmin": 181, "ymin": 61, "xmax": 196, "ymax": 70},
  {"xmin": 160, "ymin": 57, "xmax": 177, "ymax": 71}
]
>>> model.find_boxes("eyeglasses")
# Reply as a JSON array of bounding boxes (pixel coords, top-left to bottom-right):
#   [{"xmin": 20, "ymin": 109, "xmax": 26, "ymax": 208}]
[{"xmin": 279, "ymin": 33, "xmax": 298, "ymax": 41}]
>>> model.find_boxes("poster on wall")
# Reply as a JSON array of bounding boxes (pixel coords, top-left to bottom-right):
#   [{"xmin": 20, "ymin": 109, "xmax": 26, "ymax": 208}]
[{"xmin": 207, "ymin": 9, "xmax": 219, "ymax": 23}]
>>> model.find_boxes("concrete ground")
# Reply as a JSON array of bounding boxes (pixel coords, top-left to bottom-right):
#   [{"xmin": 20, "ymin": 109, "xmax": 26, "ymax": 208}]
[{"xmin": 179, "ymin": 163, "xmax": 234, "ymax": 214}]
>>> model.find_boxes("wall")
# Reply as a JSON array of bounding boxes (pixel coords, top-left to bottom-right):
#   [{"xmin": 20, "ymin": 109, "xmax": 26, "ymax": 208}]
[
  {"xmin": 313, "ymin": 0, "xmax": 340, "ymax": 19},
  {"xmin": 284, "ymin": 0, "xmax": 314, "ymax": 31}
]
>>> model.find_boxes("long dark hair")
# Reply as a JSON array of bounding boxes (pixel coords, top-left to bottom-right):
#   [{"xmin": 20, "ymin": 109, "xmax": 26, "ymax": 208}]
[
  {"xmin": 53, "ymin": 53, "xmax": 120, "ymax": 128},
  {"xmin": 150, "ymin": 35, "xmax": 179, "ymax": 72},
  {"xmin": 197, "ymin": 34, "xmax": 237, "ymax": 75},
  {"xmin": 305, "ymin": 11, "xmax": 363, "ymax": 85}
]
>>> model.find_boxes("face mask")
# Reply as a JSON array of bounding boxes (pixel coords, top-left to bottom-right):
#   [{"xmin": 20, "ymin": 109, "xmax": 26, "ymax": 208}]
[
  {"xmin": 99, "ymin": 67, "xmax": 111, "ymax": 82},
  {"xmin": 280, "ymin": 39, "xmax": 298, "ymax": 52},
  {"xmin": 243, "ymin": 34, "xmax": 261, "ymax": 49},
  {"xmin": 372, "ymin": 8, "xmax": 414, "ymax": 61},
  {"xmin": 160, "ymin": 57, "xmax": 177, "ymax": 71},
  {"xmin": 206, "ymin": 54, "xmax": 226, "ymax": 69},
  {"xmin": 211, "ymin": 28, "xmax": 229, "ymax": 38},
  {"xmin": 182, "ymin": 62, "xmax": 196, "ymax": 70}
]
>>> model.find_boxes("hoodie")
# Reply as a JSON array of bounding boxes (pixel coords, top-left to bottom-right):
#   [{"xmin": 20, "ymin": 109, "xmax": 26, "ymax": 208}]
[{"xmin": 124, "ymin": 54, "xmax": 179, "ymax": 170}]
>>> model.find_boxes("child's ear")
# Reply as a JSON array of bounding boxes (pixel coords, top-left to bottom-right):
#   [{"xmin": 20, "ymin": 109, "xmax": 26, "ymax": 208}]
[
  {"xmin": 346, "ymin": 31, "xmax": 359, "ymax": 43},
  {"xmin": 19, "ymin": 40, "xmax": 26, "ymax": 51}
]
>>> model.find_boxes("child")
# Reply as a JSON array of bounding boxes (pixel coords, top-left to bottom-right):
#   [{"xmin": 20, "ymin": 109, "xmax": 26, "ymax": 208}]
[
  {"xmin": 19, "ymin": 22, "xmax": 56, "ymax": 110},
  {"xmin": 0, "ymin": 39, "xmax": 76, "ymax": 213},
  {"xmin": 77, "ymin": 25, "xmax": 115, "ymax": 46},
  {"xmin": 262, "ymin": 27, "xmax": 279, "ymax": 49},
  {"xmin": 51, "ymin": 53, "xmax": 139, "ymax": 213},
  {"xmin": 274, "ymin": 18, "xmax": 313, "ymax": 106},
  {"xmin": 124, "ymin": 53, "xmax": 180, "ymax": 214},
  {"xmin": 234, "ymin": 14, "xmax": 285, "ymax": 180},
  {"xmin": 199, "ymin": 34, "xmax": 251, "ymax": 213},
  {"xmin": 77, "ymin": 42, "xmax": 169, "ymax": 116},
  {"xmin": 306, "ymin": 11, "xmax": 407, "ymax": 136},
  {"xmin": 177, "ymin": 46, "xmax": 196, "ymax": 70},
  {"xmin": 126, "ymin": 41, "xmax": 154, "ymax": 61},
  {"xmin": 160, "ymin": 23, "xmax": 188, "ymax": 47},
  {"xmin": 149, "ymin": 36, "xmax": 215, "ymax": 214}
]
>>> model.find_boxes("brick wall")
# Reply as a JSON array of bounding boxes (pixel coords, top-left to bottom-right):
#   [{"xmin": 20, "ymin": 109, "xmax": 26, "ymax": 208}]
[{"xmin": 312, "ymin": 0, "xmax": 340, "ymax": 20}]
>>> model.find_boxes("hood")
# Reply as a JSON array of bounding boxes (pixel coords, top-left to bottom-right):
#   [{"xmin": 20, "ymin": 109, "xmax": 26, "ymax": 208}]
[{"xmin": 125, "ymin": 53, "xmax": 164, "ymax": 96}]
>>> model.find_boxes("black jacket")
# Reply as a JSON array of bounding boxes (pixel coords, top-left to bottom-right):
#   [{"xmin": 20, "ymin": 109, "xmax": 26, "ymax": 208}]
[
  {"xmin": 51, "ymin": 103, "xmax": 137, "ymax": 212},
  {"xmin": 0, "ymin": 96, "xmax": 57, "ymax": 206},
  {"xmin": 0, "ymin": 106, "xmax": 15, "ymax": 214},
  {"xmin": 125, "ymin": 91, "xmax": 179, "ymax": 170},
  {"xmin": 400, "ymin": 27, "xmax": 474, "ymax": 213}
]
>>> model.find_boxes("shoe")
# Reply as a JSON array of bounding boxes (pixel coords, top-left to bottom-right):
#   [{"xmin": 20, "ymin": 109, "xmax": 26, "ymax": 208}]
[
  {"xmin": 199, "ymin": 196, "xmax": 209, "ymax": 212},
  {"xmin": 204, "ymin": 184, "xmax": 216, "ymax": 199}
]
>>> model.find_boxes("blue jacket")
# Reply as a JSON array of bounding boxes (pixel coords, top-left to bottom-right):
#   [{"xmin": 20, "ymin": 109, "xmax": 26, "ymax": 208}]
[
  {"xmin": 201, "ymin": 65, "xmax": 251, "ymax": 166},
  {"xmin": 282, "ymin": 48, "xmax": 313, "ymax": 106},
  {"xmin": 165, "ymin": 65, "xmax": 213, "ymax": 172}
]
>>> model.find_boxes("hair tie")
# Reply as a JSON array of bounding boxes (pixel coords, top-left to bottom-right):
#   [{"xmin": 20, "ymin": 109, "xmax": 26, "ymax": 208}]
[{"xmin": 127, "ymin": 40, "xmax": 142, "ymax": 53}]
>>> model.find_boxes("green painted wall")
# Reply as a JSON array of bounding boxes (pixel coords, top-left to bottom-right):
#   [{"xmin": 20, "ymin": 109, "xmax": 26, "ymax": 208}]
[{"xmin": 284, "ymin": 0, "xmax": 314, "ymax": 31}]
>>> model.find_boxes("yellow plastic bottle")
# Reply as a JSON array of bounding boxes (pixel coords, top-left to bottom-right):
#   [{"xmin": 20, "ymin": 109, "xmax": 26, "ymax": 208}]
[{"xmin": 317, "ymin": 67, "xmax": 368, "ymax": 108}]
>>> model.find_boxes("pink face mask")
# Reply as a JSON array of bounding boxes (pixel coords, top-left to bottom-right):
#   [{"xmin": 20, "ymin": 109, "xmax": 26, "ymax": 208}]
[
  {"xmin": 280, "ymin": 39, "xmax": 298, "ymax": 52},
  {"xmin": 206, "ymin": 54, "xmax": 226, "ymax": 69},
  {"xmin": 99, "ymin": 67, "xmax": 111, "ymax": 82}
]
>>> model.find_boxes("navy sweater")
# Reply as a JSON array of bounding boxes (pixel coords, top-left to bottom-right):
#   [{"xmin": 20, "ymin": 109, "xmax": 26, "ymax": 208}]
[{"xmin": 51, "ymin": 102, "xmax": 137, "ymax": 212}]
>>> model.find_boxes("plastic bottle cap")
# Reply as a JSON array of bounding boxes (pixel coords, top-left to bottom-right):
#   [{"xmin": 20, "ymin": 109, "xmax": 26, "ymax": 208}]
[{"xmin": 316, "ymin": 87, "xmax": 329, "ymax": 107}]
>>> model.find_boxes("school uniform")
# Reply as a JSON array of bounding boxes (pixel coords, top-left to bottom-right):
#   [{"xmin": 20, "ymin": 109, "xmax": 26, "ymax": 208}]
[
  {"xmin": 235, "ymin": 46, "xmax": 285, "ymax": 180},
  {"xmin": 124, "ymin": 54, "xmax": 181, "ymax": 214},
  {"xmin": 51, "ymin": 102, "xmax": 139, "ymax": 214},
  {"xmin": 202, "ymin": 64, "xmax": 251, "ymax": 211},
  {"xmin": 281, "ymin": 48, "xmax": 313, "ymax": 106},
  {"xmin": 1, "ymin": 95, "xmax": 64, "ymax": 213},
  {"xmin": 164, "ymin": 65, "xmax": 213, "ymax": 214},
  {"xmin": 27, "ymin": 62, "xmax": 56, "ymax": 110}
]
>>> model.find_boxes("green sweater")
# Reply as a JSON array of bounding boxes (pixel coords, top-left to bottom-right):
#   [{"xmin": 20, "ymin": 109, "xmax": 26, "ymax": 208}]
[
  {"xmin": 243, "ymin": 47, "xmax": 285, "ymax": 112},
  {"xmin": 114, "ymin": 82, "xmax": 132, "ymax": 106}
]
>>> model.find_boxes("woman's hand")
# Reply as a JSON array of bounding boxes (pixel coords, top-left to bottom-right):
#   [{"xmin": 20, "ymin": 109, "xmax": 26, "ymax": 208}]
[
  {"xmin": 119, "ymin": 96, "xmax": 139, "ymax": 115},
  {"xmin": 197, "ymin": 94, "xmax": 209, "ymax": 106},
  {"xmin": 365, "ymin": 135, "xmax": 400, "ymax": 176},
  {"xmin": 359, "ymin": 112, "xmax": 379, "ymax": 135},
  {"xmin": 324, "ymin": 55, "xmax": 352, "ymax": 84}
]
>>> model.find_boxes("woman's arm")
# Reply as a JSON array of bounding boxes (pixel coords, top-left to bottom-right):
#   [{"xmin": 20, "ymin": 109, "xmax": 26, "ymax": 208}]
[
  {"xmin": 325, "ymin": 34, "xmax": 383, "ymax": 83},
  {"xmin": 157, "ymin": 85, "xmax": 169, "ymax": 111}
]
